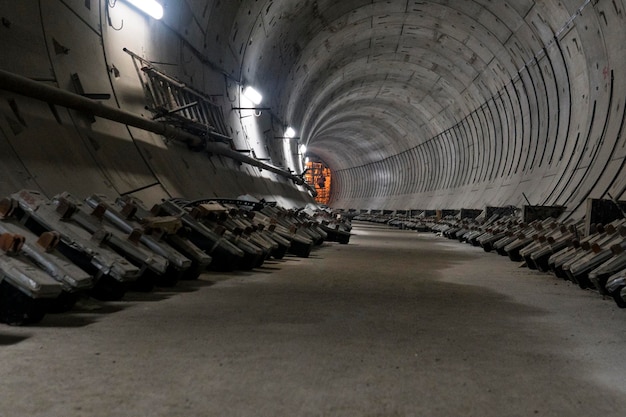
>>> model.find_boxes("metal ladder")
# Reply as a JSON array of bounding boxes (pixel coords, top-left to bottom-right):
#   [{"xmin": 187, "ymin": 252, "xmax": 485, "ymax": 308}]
[{"xmin": 124, "ymin": 48, "xmax": 230, "ymax": 142}]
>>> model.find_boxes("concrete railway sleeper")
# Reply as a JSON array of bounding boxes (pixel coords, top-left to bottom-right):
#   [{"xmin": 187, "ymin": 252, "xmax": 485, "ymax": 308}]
[
  {"xmin": 356, "ymin": 202, "xmax": 626, "ymax": 309},
  {"xmin": 50, "ymin": 193, "xmax": 172, "ymax": 293},
  {"xmin": 10, "ymin": 190, "xmax": 141, "ymax": 302},
  {"xmin": 0, "ymin": 233, "xmax": 63, "ymax": 325},
  {"xmin": 83, "ymin": 195, "xmax": 193, "ymax": 285},
  {"xmin": 0, "ymin": 189, "xmax": 350, "ymax": 326},
  {"xmin": 0, "ymin": 215, "xmax": 93, "ymax": 313},
  {"xmin": 114, "ymin": 196, "xmax": 213, "ymax": 280}
]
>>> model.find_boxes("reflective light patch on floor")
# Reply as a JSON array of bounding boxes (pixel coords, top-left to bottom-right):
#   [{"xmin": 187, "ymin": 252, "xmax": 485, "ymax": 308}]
[{"xmin": 1, "ymin": 222, "xmax": 626, "ymax": 416}]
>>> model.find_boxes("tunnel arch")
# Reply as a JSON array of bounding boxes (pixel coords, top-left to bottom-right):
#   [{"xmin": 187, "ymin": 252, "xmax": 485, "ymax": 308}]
[
  {"xmin": 0, "ymin": 0, "xmax": 625, "ymax": 217},
  {"xmin": 232, "ymin": 0, "xmax": 626, "ymax": 217}
]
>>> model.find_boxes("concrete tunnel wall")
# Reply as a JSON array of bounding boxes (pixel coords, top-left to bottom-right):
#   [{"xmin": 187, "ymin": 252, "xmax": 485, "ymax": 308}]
[
  {"xmin": 0, "ymin": 0, "xmax": 312, "ymax": 209},
  {"xmin": 317, "ymin": 0, "xmax": 626, "ymax": 218},
  {"xmin": 1, "ymin": 1, "xmax": 626, "ymax": 218}
]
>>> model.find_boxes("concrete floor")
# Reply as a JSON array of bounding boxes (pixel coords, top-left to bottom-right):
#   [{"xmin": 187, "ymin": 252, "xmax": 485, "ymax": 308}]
[{"xmin": 2, "ymin": 222, "xmax": 626, "ymax": 416}]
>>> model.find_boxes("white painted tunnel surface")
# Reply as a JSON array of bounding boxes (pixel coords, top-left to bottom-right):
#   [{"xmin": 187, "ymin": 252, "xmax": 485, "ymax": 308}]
[{"xmin": 1, "ymin": 0, "xmax": 626, "ymax": 214}]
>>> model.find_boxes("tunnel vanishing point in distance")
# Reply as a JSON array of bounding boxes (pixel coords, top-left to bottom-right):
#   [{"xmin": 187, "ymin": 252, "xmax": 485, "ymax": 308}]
[{"xmin": 0, "ymin": 0, "xmax": 625, "ymax": 219}]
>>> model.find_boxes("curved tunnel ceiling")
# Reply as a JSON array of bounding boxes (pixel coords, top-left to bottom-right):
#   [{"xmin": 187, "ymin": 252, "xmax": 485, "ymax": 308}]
[
  {"xmin": 241, "ymin": 0, "xmax": 537, "ymax": 160},
  {"xmin": 1, "ymin": 0, "xmax": 625, "ymax": 217},
  {"xmin": 232, "ymin": 0, "xmax": 626, "ymax": 216}
]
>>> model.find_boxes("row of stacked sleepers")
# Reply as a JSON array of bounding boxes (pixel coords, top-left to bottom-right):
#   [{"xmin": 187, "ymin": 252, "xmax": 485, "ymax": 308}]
[
  {"xmin": 0, "ymin": 190, "xmax": 351, "ymax": 325},
  {"xmin": 431, "ymin": 214, "xmax": 626, "ymax": 308}
]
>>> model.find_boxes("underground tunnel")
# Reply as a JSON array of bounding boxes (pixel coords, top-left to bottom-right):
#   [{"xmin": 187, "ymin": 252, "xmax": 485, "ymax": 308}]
[
  {"xmin": 2, "ymin": 0, "xmax": 626, "ymax": 416},
  {"xmin": 1, "ymin": 0, "xmax": 625, "ymax": 215}
]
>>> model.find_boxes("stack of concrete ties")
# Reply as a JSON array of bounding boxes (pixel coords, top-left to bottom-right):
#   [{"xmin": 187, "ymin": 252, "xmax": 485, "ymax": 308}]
[
  {"xmin": 0, "ymin": 230, "xmax": 63, "ymax": 325},
  {"xmin": 0, "ymin": 207, "xmax": 92, "ymax": 314},
  {"xmin": 10, "ymin": 190, "xmax": 140, "ymax": 302},
  {"xmin": 434, "ymin": 212, "xmax": 626, "ymax": 309},
  {"xmin": 114, "ymin": 196, "xmax": 212, "ymax": 279}
]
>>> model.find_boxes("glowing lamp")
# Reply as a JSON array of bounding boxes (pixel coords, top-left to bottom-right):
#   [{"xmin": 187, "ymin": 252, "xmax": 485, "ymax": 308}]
[
  {"xmin": 284, "ymin": 127, "xmax": 296, "ymax": 138},
  {"xmin": 124, "ymin": 0, "xmax": 163, "ymax": 20},
  {"xmin": 242, "ymin": 86, "xmax": 263, "ymax": 105}
]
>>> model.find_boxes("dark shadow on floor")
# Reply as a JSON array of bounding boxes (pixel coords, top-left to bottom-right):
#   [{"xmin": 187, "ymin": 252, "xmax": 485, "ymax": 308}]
[
  {"xmin": 0, "ymin": 333, "xmax": 30, "ymax": 345},
  {"xmin": 32, "ymin": 313, "xmax": 100, "ymax": 328}
]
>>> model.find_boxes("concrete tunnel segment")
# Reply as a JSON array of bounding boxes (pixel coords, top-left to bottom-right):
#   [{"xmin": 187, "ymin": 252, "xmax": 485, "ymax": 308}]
[{"xmin": 0, "ymin": 0, "xmax": 625, "ymax": 217}]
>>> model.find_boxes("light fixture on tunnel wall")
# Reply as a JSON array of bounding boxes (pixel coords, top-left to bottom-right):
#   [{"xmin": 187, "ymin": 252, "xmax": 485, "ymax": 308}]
[
  {"xmin": 242, "ymin": 86, "xmax": 263, "ymax": 105},
  {"xmin": 299, "ymin": 144, "xmax": 307, "ymax": 155},
  {"xmin": 284, "ymin": 127, "xmax": 296, "ymax": 139},
  {"xmin": 122, "ymin": 0, "xmax": 164, "ymax": 19},
  {"xmin": 274, "ymin": 126, "xmax": 299, "ymax": 139},
  {"xmin": 232, "ymin": 86, "xmax": 270, "ymax": 114}
]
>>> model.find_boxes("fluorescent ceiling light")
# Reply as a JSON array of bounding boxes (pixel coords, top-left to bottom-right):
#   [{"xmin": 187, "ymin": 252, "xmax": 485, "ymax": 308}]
[
  {"xmin": 284, "ymin": 127, "xmax": 296, "ymax": 138},
  {"xmin": 299, "ymin": 144, "xmax": 307, "ymax": 155},
  {"xmin": 125, "ymin": 0, "xmax": 164, "ymax": 20},
  {"xmin": 243, "ymin": 86, "xmax": 263, "ymax": 105}
]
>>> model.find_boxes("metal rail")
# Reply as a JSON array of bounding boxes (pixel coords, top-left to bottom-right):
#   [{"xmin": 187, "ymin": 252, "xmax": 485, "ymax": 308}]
[{"xmin": 0, "ymin": 69, "xmax": 315, "ymax": 195}]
